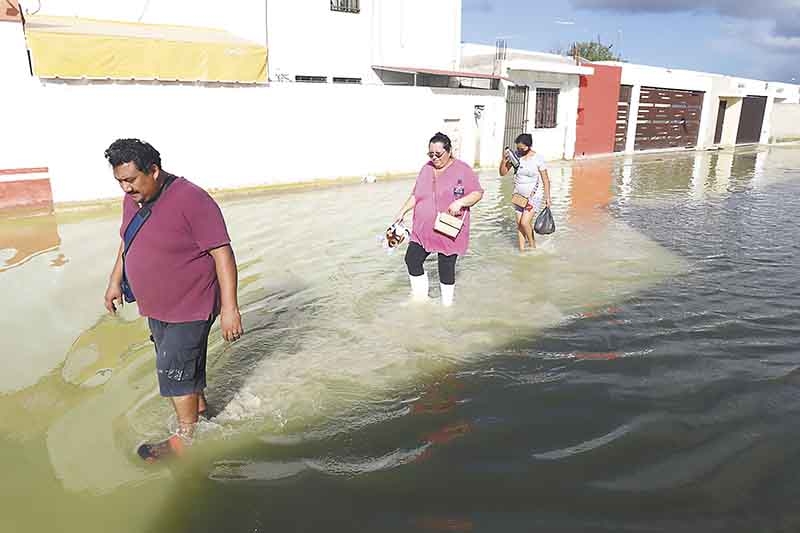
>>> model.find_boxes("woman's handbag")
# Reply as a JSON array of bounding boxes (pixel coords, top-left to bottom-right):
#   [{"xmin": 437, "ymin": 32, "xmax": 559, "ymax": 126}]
[
  {"xmin": 432, "ymin": 169, "xmax": 464, "ymax": 239},
  {"xmin": 434, "ymin": 212, "xmax": 464, "ymax": 238},
  {"xmin": 511, "ymin": 193, "xmax": 529, "ymax": 209}
]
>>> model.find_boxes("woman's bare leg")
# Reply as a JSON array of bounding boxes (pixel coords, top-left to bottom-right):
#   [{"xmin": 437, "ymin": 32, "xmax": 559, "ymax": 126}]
[
  {"xmin": 520, "ymin": 209, "xmax": 536, "ymax": 249},
  {"xmin": 515, "ymin": 211, "xmax": 526, "ymax": 251}
]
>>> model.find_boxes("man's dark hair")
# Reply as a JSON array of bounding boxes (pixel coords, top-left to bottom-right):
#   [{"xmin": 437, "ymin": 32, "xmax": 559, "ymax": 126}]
[
  {"xmin": 429, "ymin": 132, "xmax": 452, "ymax": 152},
  {"xmin": 515, "ymin": 133, "xmax": 533, "ymax": 147},
  {"xmin": 104, "ymin": 138, "xmax": 162, "ymax": 173}
]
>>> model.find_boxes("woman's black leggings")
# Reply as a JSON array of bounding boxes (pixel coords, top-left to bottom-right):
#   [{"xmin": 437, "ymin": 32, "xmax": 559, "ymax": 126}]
[{"xmin": 405, "ymin": 241, "xmax": 458, "ymax": 285}]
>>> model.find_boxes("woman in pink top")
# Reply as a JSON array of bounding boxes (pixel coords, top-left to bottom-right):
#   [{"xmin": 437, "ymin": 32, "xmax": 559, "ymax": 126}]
[{"xmin": 393, "ymin": 132, "xmax": 484, "ymax": 306}]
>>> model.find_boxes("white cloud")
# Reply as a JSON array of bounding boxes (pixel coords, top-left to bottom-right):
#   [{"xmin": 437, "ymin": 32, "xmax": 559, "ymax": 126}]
[{"xmin": 570, "ymin": 0, "xmax": 800, "ymax": 80}]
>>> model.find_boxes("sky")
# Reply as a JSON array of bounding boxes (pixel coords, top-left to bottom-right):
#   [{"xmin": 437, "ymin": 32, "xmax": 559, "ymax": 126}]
[{"xmin": 461, "ymin": 0, "xmax": 800, "ymax": 82}]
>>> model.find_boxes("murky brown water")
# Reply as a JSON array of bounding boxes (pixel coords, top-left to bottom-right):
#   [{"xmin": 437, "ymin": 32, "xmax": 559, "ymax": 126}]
[{"xmin": 2, "ymin": 145, "xmax": 799, "ymax": 532}]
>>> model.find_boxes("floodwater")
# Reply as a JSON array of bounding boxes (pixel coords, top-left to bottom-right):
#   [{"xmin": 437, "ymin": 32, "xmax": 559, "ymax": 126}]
[{"xmin": 1, "ymin": 145, "xmax": 799, "ymax": 532}]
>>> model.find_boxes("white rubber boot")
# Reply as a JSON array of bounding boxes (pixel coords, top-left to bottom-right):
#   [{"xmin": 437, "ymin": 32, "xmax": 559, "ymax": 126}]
[
  {"xmin": 440, "ymin": 283, "xmax": 455, "ymax": 307},
  {"xmin": 409, "ymin": 273, "xmax": 429, "ymax": 301}
]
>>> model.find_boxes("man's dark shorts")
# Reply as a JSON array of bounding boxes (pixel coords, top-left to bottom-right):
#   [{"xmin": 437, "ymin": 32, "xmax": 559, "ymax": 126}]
[{"xmin": 148, "ymin": 315, "xmax": 216, "ymax": 397}]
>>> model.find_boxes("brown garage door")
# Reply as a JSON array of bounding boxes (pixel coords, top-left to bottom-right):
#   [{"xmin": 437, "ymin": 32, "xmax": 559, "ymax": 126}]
[
  {"xmin": 634, "ymin": 87, "xmax": 704, "ymax": 150},
  {"xmin": 736, "ymin": 95, "xmax": 767, "ymax": 144}
]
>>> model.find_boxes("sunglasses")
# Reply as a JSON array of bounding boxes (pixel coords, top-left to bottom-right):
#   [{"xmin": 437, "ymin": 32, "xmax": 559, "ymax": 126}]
[{"xmin": 427, "ymin": 151, "xmax": 448, "ymax": 159}]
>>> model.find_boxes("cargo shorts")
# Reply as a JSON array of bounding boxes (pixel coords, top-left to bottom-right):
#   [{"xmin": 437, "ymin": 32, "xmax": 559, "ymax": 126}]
[{"xmin": 147, "ymin": 315, "xmax": 215, "ymax": 397}]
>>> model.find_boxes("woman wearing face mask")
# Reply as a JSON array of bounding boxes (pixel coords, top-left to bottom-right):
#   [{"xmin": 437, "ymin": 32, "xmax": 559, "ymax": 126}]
[
  {"xmin": 499, "ymin": 133, "xmax": 552, "ymax": 251},
  {"xmin": 393, "ymin": 132, "xmax": 484, "ymax": 306}
]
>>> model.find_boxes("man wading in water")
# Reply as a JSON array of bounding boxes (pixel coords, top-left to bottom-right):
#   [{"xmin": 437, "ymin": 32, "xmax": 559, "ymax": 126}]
[{"xmin": 102, "ymin": 139, "xmax": 243, "ymax": 462}]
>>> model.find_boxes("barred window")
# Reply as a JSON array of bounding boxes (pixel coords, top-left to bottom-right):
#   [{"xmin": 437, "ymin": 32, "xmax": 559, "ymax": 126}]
[
  {"xmin": 333, "ymin": 77, "xmax": 361, "ymax": 84},
  {"xmin": 296, "ymin": 75, "xmax": 327, "ymax": 83},
  {"xmin": 331, "ymin": 0, "xmax": 359, "ymax": 13},
  {"xmin": 535, "ymin": 88, "xmax": 559, "ymax": 129}
]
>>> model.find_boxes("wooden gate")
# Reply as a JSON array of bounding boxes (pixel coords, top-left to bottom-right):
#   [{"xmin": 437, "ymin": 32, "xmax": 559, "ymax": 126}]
[{"xmin": 634, "ymin": 87, "xmax": 704, "ymax": 150}]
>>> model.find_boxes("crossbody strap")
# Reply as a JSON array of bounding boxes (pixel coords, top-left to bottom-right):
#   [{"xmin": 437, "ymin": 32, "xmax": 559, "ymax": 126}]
[
  {"xmin": 431, "ymin": 161, "xmax": 456, "ymax": 213},
  {"xmin": 121, "ymin": 173, "xmax": 176, "ymax": 257},
  {"xmin": 123, "ymin": 207, "xmax": 151, "ymax": 256}
]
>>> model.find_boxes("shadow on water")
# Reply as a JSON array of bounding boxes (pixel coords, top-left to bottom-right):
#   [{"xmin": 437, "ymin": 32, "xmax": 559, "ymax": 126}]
[{"xmin": 0, "ymin": 212, "xmax": 63, "ymax": 272}]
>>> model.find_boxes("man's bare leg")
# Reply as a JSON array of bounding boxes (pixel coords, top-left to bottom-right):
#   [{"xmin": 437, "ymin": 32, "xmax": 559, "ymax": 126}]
[
  {"xmin": 171, "ymin": 393, "xmax": 200, "ymax": 441},
  {"xmin": 198, "ymin": 390, "xmax": 208, "ymax": 417},
  {"xmin": 137, "ymin": 394, "xmax": 199, "ymax": 462}
]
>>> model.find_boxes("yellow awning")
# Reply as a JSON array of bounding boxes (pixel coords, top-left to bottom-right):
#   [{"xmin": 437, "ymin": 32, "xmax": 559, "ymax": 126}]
[{"xmin": 23, "ymin": 15, "xmax": 267, "ymax": 83}]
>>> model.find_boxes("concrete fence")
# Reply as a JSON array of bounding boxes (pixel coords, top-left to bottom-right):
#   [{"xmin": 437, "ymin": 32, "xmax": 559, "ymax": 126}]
[{"xmin": 770, "ymin": 103, "xmax": 800, "ymax": 143}]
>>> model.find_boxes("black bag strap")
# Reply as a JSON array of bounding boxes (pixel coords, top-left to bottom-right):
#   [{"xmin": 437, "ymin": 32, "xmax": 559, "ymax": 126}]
[{"xmin": 121, "ymin": 173, "xmax": 176, "ymax": 257}]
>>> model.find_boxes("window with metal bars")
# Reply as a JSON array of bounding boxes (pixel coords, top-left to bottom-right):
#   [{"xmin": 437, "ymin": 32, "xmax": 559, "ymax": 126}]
[
  {"xmin": 296, "ymin": 75, "xmax": 327, "ymax": 83},
  {"xmin": 330, "ymin": 0, "xmax": 360, "ymax": 13},
  {"xmin": 535, "ymin": 88, "xmax": 559, "ymax": 129}
]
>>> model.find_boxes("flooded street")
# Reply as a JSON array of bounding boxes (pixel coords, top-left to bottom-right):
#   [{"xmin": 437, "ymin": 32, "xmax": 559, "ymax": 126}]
[{"xmin": 2, "ymin": 146, "xmax": 800, "ymax": 532}]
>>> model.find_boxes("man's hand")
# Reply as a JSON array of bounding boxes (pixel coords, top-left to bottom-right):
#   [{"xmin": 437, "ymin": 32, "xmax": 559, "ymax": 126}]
[
  {"xmin": 220, "ymin": 306, "xmax": 243, "ymax": 342},
  {"xmin": 104, "ymin": 283, "xmax": 123, "ymax": 314}
]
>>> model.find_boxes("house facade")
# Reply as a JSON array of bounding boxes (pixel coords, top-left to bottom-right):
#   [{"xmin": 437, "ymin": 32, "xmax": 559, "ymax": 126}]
[{"xmin": 2, "ymin": 0, "xmax": 507, "ymax": 206}]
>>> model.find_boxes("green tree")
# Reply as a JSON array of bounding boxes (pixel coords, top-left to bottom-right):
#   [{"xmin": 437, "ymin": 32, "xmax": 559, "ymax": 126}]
[{"xmin": 568, "ymin": 39, "xmax": 620, "ymax": 62}]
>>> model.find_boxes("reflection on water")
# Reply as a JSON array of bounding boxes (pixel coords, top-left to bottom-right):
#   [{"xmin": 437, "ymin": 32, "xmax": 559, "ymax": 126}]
[
  {"xmin": 0, "ymin": 213, "xmax": 61, "ymax": 272},
  {"xmin": 1, "ymin": 145, "xmax": 799, "ymax": 532}
]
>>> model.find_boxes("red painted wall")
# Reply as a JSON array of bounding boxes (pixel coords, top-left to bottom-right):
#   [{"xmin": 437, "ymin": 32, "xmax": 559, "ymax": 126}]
[
  {"xmin": 0, "ymin": 0, "xmax": 21, "ymax": 22},
  {"xmin": 574, "ymin": 63, "xmax": 622, "ymax": 157},
  {"xmin": 0, "ymin": 173, "xmax": 54, "ymax": 214}
]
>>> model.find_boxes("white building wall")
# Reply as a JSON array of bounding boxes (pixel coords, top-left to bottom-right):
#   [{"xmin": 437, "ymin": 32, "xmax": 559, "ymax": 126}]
[
  {"xmin": 372, "ymin": 0, "xmax": 461, "ymax": 72},
  {"xmin": 720, "ymin": 98, "xmax": 743, "ymax": 146},
  {"xmin": 0, "ymin": 19, "xmax": 46, "ymax": 172},
  {"xmin": 268, "ymin": 0, "xmax": 373, "ymax": 82},
  {"xmin": 268, "ymin": 0, "xmax": 461, "ymax": 83},
  {"xmin": 2, "ymin": 0, "xmax": 502, "ymax": 205},
  {"xmin": 624, "ymin": 85, "xmax": 642, "ymax": 153},
  {"xmin": 462, "ymin": 44, "xmax": 587, "ymax": 161},
  {"xmin": 770, "ymin": 103, "xmax": 800, "ymax": 142},
  {"xmin": 34, "ymin": 82, "xmax": 504, "ymax": 203},
  {"xmin": 501, "ymin": 72, "xmax": 580, "ymax": 161},
  {"xmin": 772, "ymin": 82, "xmax": 800, "ymax": 104},
  {"xmin": 703, "ymin": 76, "xmax": 795, "ymax": 147},
  {"xmin": 608, "ymin": 62, "xmax": 713, "ymax": 93}
]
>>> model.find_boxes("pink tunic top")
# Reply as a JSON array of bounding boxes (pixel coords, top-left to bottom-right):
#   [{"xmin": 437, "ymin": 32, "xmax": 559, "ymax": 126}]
[{"xmin": 410, "ymin": 159, "xmax": 483, "ymax": 256}]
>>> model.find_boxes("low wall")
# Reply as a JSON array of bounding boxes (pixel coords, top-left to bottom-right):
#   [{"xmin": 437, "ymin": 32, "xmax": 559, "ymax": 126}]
[
  {"xmin": 25, "ymin": 81, "xmax": 505, "ymax": 204},
  {"xmin": 770, "ymin": 103, "xmax": 800, "ymax": 143}
]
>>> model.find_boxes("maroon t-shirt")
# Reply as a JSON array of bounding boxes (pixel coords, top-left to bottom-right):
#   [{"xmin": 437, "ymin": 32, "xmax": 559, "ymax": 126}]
[{"xmin": 120, "ymin": 177, "xmax": 231, "ymax": 323}]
